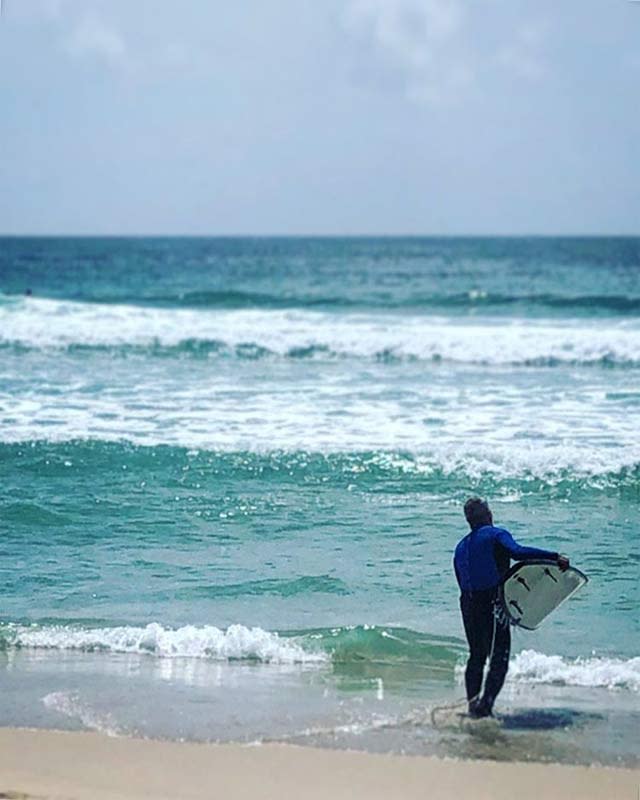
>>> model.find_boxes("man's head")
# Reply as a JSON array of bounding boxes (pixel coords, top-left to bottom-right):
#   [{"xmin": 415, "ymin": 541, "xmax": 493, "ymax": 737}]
[{"xmin": 464, "ymin": 497, "xmax": 492, "ymax": 530}]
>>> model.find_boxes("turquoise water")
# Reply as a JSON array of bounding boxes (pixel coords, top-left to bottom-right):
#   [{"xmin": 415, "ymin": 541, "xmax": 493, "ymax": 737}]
[{"xmin": 0, "ymin": 237, "xmax": 639, "ymax": 764}]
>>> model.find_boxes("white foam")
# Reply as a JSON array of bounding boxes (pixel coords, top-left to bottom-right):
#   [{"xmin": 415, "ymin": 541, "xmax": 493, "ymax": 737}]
[
  {"xmin": 19, "ymin": 624, "xmax": 640, "ymax": 693},
  {"xmin": 508, "ymin": 649, "xmax": 640, "ymax": 692},
  {"xmin": 3, "ymin": 385, "xmax": 639, "ymax": 479},
  {"xmin": 455, "ymin": 649, "xmax": 640, "ymax": 692},
  {"xmin": 2, "ymin": 296, "xmax": 640, "ymax": 365},
  {"xmin": 3, "ymin": 298, "xmax": 640, "ymax": 478},
  {"xmin": 12, "ymin": 622, "xmax": 326, "ymax": 665}
]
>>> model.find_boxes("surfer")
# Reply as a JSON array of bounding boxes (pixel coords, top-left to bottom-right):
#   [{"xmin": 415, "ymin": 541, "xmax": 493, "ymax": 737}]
[{"xmin": 454, "ymin": 497, "xmax": 569, "ymax": 718}]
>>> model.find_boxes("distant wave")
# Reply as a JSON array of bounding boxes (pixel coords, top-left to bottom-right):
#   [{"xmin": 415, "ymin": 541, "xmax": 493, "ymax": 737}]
[
  {"xmin": 3, "ymin": 622, "xmax": 638, "ymax": 691},
  {"xmin": 3, "ymin": 340, "xmax": 640, "ymax": 368},
  {"xmin": 429, "ymin": 293, "xmax": 640, "ymax": 314},
  {"xmin": 115, "ymin": 289, "xmax": 356, "ymax": 310},
  {"xmin": 5, "ymin": 290, "xmax": 640, "ymax": 314},
  {"xmin": 2, "ymin": 297, "xmax": 640, "ymax": 367}
]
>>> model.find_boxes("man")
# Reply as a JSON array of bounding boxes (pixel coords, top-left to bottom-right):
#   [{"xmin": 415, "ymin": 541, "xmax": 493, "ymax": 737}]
[{"xmin": 454, "ymin": 497, "xmax": 569, "ymax": 718}]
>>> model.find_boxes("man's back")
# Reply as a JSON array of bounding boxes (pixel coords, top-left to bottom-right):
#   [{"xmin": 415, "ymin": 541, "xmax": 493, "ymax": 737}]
[{"xmin": 454, "ymin": 524, "xmax": 557, "ymax": 593}]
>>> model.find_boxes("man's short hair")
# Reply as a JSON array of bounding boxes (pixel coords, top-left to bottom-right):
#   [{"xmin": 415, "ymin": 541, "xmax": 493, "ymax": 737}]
[{"xmin": 464, "ymin": 497, "xmax": 491, "ymax": 529}]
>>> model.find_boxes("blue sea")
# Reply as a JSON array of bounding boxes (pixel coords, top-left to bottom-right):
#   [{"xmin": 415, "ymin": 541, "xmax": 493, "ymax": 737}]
[{"xmin": 0, "ymin": 237, "xmax": 638, "ymax": 765}]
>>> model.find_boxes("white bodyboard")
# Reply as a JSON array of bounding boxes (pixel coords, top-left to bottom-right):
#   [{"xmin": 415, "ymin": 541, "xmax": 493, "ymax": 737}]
[{"xmin": 499, "ymin": 560, "xmax": 588, "ymax": 630}]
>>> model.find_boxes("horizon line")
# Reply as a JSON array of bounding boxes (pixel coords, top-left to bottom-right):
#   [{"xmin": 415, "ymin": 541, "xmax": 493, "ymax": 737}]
[{"xmin": 1, "ymin": 232, "xmax": 639, "ymax": 239}]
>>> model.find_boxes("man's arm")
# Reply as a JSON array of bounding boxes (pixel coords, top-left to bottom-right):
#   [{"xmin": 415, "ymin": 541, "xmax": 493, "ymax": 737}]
[
  {"xmin": 494, "ymin": 527, "xmax": 568, "ymax": 568},
  {"xmin": 453, "ymin": 557, "xmax": 462, "ymax": 589}
]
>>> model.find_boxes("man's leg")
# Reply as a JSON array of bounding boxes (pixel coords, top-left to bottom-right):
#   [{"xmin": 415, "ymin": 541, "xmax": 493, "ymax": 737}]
[
  {"xmin": 460, "ymin": 592, "xmax": 490, "ymax": 705},
  {"xmin": 481, "ymin": 604, "xmax": 511, "ymax": 714}
]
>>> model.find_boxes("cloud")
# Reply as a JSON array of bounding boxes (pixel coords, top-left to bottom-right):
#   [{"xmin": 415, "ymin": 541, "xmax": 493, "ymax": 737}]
[
  {"xmin": 58, "ymin": 10, "xmax": 203, "ymax": 78},
  {"xmin": 64, "ymin": 14, "xmax": 127, "ymax": 68},
  {"xmin": 342, "ymin": 0, "xmax": 471, "ymax": 104},
  {"xmin": 495, "ymin": 22, "xmax": 547, "ymax": 81}
]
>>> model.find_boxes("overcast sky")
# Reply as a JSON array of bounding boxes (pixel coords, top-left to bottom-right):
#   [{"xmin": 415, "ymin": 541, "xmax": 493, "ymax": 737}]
[{"xmin": 0, "ymin": 0, "xmax": 638, "ymax": 235}]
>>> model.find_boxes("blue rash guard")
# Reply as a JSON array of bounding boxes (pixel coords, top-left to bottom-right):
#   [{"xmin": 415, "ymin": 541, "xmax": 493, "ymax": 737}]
[{"xmin": 454, "ymin": 525, "xmax": 558, "ymax": 593}]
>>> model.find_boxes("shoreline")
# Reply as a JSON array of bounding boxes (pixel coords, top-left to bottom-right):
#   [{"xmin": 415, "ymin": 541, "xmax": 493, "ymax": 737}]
[{"xmin": 0, "ymin": 727, "xmax": 637, "ymax": 800}]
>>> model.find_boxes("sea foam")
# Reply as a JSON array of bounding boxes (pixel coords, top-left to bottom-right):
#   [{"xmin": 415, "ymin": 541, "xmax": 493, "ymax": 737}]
[
  {"xmin": 2, "ymin": 297, "xmax": 640, "ymax": 366},
  {"xmin": 453, "ymin": 649, "xmax": 640, "ymax": 692},
  {"xmin": 508, "ymin": 649, "xmax": 640, "ymax": 692}
]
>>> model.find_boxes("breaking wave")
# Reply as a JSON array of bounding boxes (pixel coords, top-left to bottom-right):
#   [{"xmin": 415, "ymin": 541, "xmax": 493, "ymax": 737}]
[
  {"xmin": 507, "ymin": 649, "xmax": 640, "ymax": 692},
  {"xmin": 3, "ymin": 622, "xmax": 638, "ymax": 692},
  {"xmin": 2, "ymin": 298, "xmax": 639, "ymax": 367},
  {"xmin": 3, "ymin": 623, "xmax": 323, "ymax": 664}
]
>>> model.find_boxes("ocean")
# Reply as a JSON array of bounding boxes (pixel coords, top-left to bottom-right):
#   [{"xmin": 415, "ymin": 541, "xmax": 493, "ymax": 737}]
[{"xmin": 0, "ymin": 236, "xmax": 638, "ymax": 765}]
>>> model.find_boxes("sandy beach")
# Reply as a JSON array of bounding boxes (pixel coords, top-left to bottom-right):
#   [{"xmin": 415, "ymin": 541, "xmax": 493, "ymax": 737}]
[{"xmin": 1, "ymin": 728, "xmax": 637, "ymax": 800}]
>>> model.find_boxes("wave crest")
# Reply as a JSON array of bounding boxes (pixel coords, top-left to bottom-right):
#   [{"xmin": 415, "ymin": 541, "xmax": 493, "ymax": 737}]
[{"xmin": 6, "ymin": 623, "xmax": 325, "ymax": 664}]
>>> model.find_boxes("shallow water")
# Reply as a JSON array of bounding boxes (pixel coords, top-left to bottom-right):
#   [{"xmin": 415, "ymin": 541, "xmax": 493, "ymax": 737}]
[{"xmin": 0, "ymin": 237, "xmax": 638, "ymax": 764}]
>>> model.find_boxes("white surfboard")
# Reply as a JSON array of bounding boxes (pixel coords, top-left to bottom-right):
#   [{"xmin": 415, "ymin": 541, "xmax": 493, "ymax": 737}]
[{"xmin": 499, "ymin": 560, "xmax": 588, "ymax": 630}]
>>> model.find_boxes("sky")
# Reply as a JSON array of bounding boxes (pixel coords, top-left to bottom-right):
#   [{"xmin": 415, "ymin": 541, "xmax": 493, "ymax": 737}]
[{"xmin": 0, "ymin": 0, "xmax": 638, "ymax": 235}]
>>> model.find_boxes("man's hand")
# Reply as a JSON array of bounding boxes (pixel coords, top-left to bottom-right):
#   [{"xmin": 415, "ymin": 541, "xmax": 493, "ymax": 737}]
[{"xmin": 557, "ymin": 555, "xmax": 570, "ymax": 572}]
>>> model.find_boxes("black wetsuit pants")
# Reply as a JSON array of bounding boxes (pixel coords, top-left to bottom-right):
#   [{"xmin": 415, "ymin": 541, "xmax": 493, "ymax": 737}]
[{"xmin": 460, "ymin": 588, "xmax": 511, "ymax": 711}]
